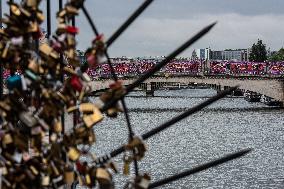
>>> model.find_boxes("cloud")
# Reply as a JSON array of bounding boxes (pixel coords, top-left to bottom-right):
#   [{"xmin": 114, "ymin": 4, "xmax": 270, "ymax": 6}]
[{"xmin": 94, "ymin": 13, "xmax": 284, "ymax": 57}]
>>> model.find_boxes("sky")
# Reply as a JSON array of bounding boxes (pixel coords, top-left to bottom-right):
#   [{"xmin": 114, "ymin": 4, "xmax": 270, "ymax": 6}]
[{"xmin": 2, "ymin": 0, "xmax": 284, "ymax": 57}]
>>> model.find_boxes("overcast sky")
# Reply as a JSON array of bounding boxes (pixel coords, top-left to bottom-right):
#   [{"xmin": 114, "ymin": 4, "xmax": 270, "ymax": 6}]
[{"xmin": 2, "ymin": 0, "xmax": 284, "ymax": 57}]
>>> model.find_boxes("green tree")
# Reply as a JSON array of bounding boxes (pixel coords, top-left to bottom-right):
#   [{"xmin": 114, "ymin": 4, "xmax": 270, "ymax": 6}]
[
  {"xmin": 268, "ymin": 48, "xmax": 284, "ymax": 62},
  {"xmin": 249, "ymin": 39, "xmax": 267, "ymax": 62}
]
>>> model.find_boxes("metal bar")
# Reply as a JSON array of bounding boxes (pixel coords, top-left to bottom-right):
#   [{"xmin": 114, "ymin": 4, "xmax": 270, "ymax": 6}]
[
  {"xmin": 101, "ymin": 22, "xmax": 216, "ymax": 112},
  {"xmin": 72, "ymin": 16, "xmax": 75, "ymax": 27},
  {"xmin": 97, "ymin": 86, "xmax": 237, "ymax": 161},
  {"xmin": 82, "ymin": 5, "xmax": 99, "ymax": 36},
  {"xmin": 46, "ymin": 0, "xmax": 51, "ymax": 37},
  {"xmin": 106, "ymin": 0, "xmax": 154, "ymax": 47},
  {"xmin": 149, "ymin": 149, "xmax": 252, "ymax": 188},
  {"xmin": 82, "ymin": 4, "xmax": 139, "ymax": 175}
]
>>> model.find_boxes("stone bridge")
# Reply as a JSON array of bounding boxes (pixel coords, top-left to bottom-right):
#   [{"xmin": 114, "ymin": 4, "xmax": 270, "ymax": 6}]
[{"xmin": 90, "ymin": 76, "xmax": 284, "ymax": 102}]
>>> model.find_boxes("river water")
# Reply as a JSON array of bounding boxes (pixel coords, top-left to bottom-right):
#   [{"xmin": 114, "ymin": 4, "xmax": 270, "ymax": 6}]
[{"xmin": 75, "ymin": 88, "xmax": 284, "ymax": 188}]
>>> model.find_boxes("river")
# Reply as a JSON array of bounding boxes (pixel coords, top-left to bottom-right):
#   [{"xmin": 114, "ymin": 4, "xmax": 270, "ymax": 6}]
[{"xmin": 74, "ymin": 88, "xmax": 284, "ymax": 188}]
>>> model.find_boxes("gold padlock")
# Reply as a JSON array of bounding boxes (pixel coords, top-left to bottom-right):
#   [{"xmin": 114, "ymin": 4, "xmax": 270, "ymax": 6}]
[
  {"xmin": 28, "ymin": 21, "xmax": 39, "ymax": 33},
  {"xmin": 39, "ymin": 43, "xmax": 53, "ymax": 57},
  {"xmin": 67, "ymin": 106, "xmax": 78, "ymax": 113},
  {"xmin": 2, "ymin": 42, "xmax": 10, "ymax": 59},
  {"xmin": 85, "ymin": 174, "xmax": 91, "ymax": 185},
  {"xmin": 64, "ymin": 166, "xmax": 74, "ymax": 185},
  {"xmin": 53, "ymin": 120, "xmax": 62, "ymax": 133},
  {"xmin": 66, "ymin": 5, "xmax": 78, "ymax": 15},
  {"xmin": 96, "ymin": 168, "xmax": 111, "ymax": 184},
  {"xmin": 30, "ymin": 165, "xmax": 39, "ymax": 175},
  {"xmin": 3, "ymin": 133, "xmax": 13, "ymax": 145},
  {"xmin": 10, "ymin": 4, "xmax": 21, "ymax": 16},
  {"xmin": 79, "ymin": 103, "xmax": 95, "ymax": 113},
  {"xmin": 83, "ymin": 111, "xmax": 103, "ymax": 128},
  {"xmin": 36, "ymin": 11, "xmax": 45, "ymax": 22},
  {"xmin": 50, "ymin": 51, "xmax": 59, "ymax": 60},
  {"xmin": 67, "ymin": 147, "xmax": 80, "ymax": 161},
  {"xmin": 28, "ymin": 59, "xmax": 39, "ymax": 73},
  {"xmin": 58, "ymin": 9, "xmax": 67, "ymax": 18}
]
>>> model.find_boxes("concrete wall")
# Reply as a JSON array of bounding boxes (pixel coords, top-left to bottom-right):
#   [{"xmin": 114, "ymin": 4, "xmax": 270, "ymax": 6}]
[{"xmin": 91, "ymin": 77, "xmax": 284, "ymax": 102}]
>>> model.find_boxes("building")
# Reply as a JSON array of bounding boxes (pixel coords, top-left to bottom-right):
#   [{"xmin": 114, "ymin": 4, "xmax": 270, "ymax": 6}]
[
  {"xmin": 196, "ymin": 48, "xmax": 211, "ymax": 60},
  {"xmin": 209, "ymin": 49, "xmax": 250, "ymax": 61}
]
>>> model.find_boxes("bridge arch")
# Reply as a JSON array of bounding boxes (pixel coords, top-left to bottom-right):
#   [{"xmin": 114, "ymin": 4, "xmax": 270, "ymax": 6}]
[{"xmin": 91, "ymin": 76, "xmax": 284, "ymax": 102}]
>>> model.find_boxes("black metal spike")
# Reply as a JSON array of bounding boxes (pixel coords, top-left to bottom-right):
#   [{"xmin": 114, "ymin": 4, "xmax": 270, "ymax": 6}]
[
  {"xmin": 46, "ymin": 0, "xmax": 51, "ymax": 38},
  {"xmin": 106, "ymin": 0, "xmax": 154, "ymax": 47},
  {"xmin": 82, "ymin": 3, "xmax": 140, "ymax": 175},
  {"xmin": 101, "ymin": 22, "xmax": 217, "ymax": 112},
  {"xmin": 82, "ymin": 5, "xmax": 100, "ymax": 36},
  {"xmin": 149, "ymin": 149, "xmax": 252, "ymax": 188}
]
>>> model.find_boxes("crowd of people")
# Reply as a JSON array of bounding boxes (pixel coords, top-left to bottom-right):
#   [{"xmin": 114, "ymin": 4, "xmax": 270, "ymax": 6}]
[
  {"xmin": 3, "ymin": 60, "xmax": 284, "ymax": 80},
  {"xmin": 86, "ymin": 59, "xmax": 284, "ymax": 78}
]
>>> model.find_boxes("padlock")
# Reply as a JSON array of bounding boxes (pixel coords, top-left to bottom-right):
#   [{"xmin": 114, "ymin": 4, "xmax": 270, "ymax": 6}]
[
  {"xmin": 82, "ymin": 72, "xmax": 91, "ymax": 82},
  {"xmin": 64, "ymin": 165, "xmax": 75, "ymax": 185},
  {"xmin": 70, "ymin": 75, "xmax": 83, "ymax": 92},
  {"xmin": 7, "ymin": 75, "xmax": 22, "ymax": 90},
  {"xmin": 36, "ymin": 11, "xmax": 45, "ymax": 23},
  {"xmin": 66, "ymin": 26, "xmax": 79, "ymax": 35},
  {"xmin": 19, "ymin": 111, "xmax": 37, "ymax": 127},
  {"xmin": 53, "ymin": 120, "xmax": 62, "ymax": 133},
  {"xmin": 67, "ymin": 147, "xmax": 80, "ymax": 161},
  {"xmin": 10, "ymin": 4, "xmax": 21, "ymax": 16},
  {"xmin": 2, "ymin": 41, "xmax": 10, "ymax": 59},
  {"xmin": 41, "ymin": 175, "xmax": 50, "ymax": 186},
  {"xmin": 39, "ymin": 43, "xmax": 53, "ymax": 58},
  {"xmin": 30, "ymin": 165, "xmax": 39, "ymax": 176},
  {"xmin": 83, "ymin": 110, "xmax": 103, "ymax": 128},
  {"xmin": 85, "ymin": 173, "xmax": 91, "ymax": 185},
  {"xmin": 134, "ymin": 174, "xmax": 151, "ymax": 189},
  {"xmin": 125, "ymin": 136, "xmax": 147, "ymax": 161},
  {"xmin": 28, "ymin": 21, "xmax": 39, "ymax": 33},
  {"xmin": 79, "ymin": 103, "xmax": 95, "ymax": 113},
  {"xmin": 66, "ymin": 5, "xmax": 79, "ymax": 15},
  {"xmin": 3, "ymin": 133, "xmax": 13, "ymax": 145},
  {"xmin": 96, "ymin": 168, "xmax": 113, "ymax": 188}
]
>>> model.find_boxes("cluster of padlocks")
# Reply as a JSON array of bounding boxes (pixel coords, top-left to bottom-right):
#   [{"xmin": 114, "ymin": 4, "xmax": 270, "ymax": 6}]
[{"xmin": 0, "ymin": 0, "xmax": 151, "ymax": 188}]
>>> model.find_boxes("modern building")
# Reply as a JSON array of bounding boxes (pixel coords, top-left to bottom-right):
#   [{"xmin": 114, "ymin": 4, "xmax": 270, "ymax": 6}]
[
  {"xmin": 196, "ymin": 48, "xmax": 211, "ymax": 60},
  {"xmin": 195, "ymin": 48, "xmax": 251, "ymax": 61}
]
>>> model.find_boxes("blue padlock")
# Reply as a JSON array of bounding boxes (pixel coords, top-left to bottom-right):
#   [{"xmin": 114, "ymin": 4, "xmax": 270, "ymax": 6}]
[{"xmin": 6, "ymin": 75, "xmax": 22, "ymax": 90}]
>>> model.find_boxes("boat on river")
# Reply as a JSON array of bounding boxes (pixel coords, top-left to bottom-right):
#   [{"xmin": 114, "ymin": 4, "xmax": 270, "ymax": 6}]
[
  {"xmin": 261, "ymin": 95, "xmax": 283, "ymax": 107},
  {"xmin": 244, "ymin": 92, "xmax": 261, "ymax": 102}
]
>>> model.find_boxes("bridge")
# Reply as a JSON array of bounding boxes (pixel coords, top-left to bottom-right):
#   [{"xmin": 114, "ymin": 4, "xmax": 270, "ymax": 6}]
[{"xmin": 90, "ymin": 75, "xmax": 284, "ymax": 103}]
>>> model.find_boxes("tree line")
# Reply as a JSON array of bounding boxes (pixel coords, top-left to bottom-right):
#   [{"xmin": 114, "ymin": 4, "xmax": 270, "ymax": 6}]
[{"xmin": 249, "ymin": 39, "xmax": 284, "ymax": 62}]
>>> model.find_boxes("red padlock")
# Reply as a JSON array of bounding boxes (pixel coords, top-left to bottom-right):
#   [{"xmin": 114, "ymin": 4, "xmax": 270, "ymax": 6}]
[
  {"xmin": 70, "ymin": 75, "xmax": 83, "ymax": 92},
  {"xmin": 66, "ymin": 26, "xmax": 79, "ymax": 35}
]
